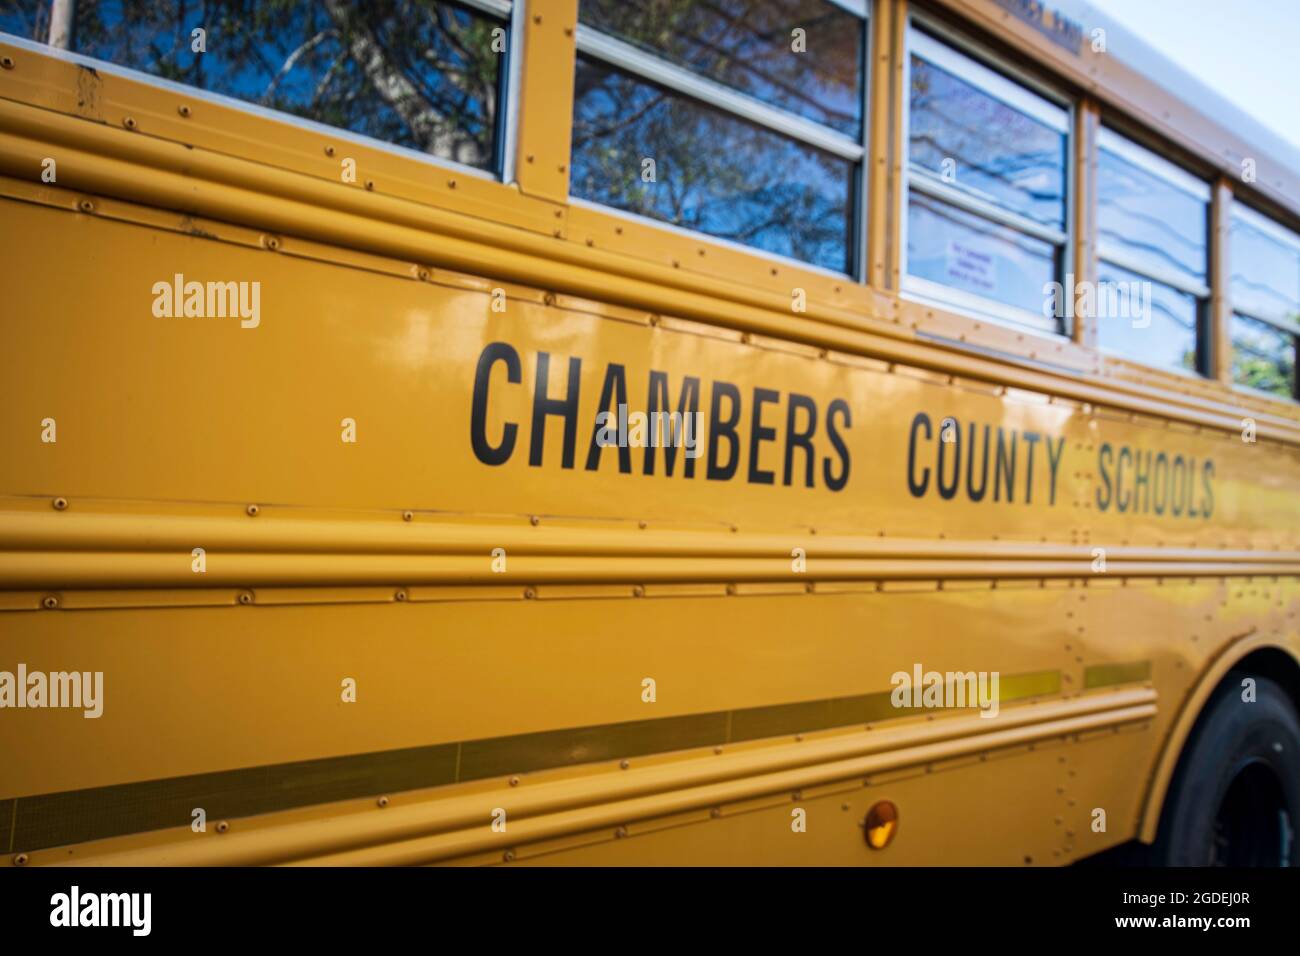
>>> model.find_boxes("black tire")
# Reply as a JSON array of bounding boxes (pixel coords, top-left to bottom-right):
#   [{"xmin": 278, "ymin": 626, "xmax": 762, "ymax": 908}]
[{"xmin": 1151, "ymin": 673, "xmax": 1300, "ymax": 866}]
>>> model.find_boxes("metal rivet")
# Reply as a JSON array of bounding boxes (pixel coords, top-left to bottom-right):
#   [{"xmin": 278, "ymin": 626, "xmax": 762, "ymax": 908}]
[
  {"xmin": 503, "ymin": 849, "xmax": 516, "ymax": 862},
  {"xmin": 508, "ymin": 776, "xmax": 520, "ymax": 787},
  {"xmin": 619, "ymin": 759, "xmax": 630, "ymax": 770},
  {"xmin": 377, "ymin": 796, "xmax": 390, "ymax": 808},
  {"xmin": 216, "ymin": 821, "xmax": 230, "ymax": 833},
  {"xmin": 526, "ymin": 154, "xmax": 535, "ymax": 163},
  {"xmin": 632, "ymin": 585, "xmax": 644, "ymax": 598},
  {"xmin": 324, "ymin": 145, "xmax": 335, "ymax": 156},
  {"xmin": 614, "ymin": 826, "xmax": 628, "ymax": 838},
  {"xmin": 726, "ymin": 584, "xmax": 736, "ymax": 595},
  {"xmin": 365, "ymin": 180, "xmax": 375, "ymax": 190},
  {"xmin": 402, "ymin": 510, "xmax": 413, "ymax": 521},
  {"xmin": 713, "ymin": 746, "xmax": 723, "ymax": 755},
  {"xmin": 177, "ymin": 104, "xmax": 191, "ymax": 118},
  {"xmin": 710, "ymin": 807, "xmax": 721, "ymax": 819},
  {"xmin": 523, "ymin": 587, "xmax": 536, "ymax": 600},
  {"xmin": 123, "ymin": 116, "xmax": 137, "ymax": 129},
  {"xmin": 448, "ymin": 179, "xmax": 457, "ymax": 189},
  {"xmin": 0, "ymin": 56, "xmax": 14, "ymax": 69},
  {"xmin": 638, "ymin": 520, "xmax": 647, "ymax": 529},
  {"xmin": 238, "ymin": 591, "xmax": 253, "ymax": 605},
  {"xmin": 543, "ymin": 292, "xmax": 556, "ymax": 306},
  {"xmin": 417, "ymin": 268, "xmax": 429, "ymax": 281},
  {"xmin": 77, "ymin": 200, "xmax": 94, "ymax": 214},
  {"xmin": 265, "ymin": 236, "xmax": 280, "ymax": 251},
  {"xmin": 394, "ymin": 589, "xmax": 407, "ymax": 602},
  {"xmin": 529, "ymin": 515, "xmax": 540, "ymax": 526},
  {"xmin": 246, "ymin": 503, "xmax": 259, "ymax": 516},
  {"xmin": 42, "ymin": 596, "xmax": 59, "ymax": 610},
  {"xmin": 13, "ymin": 853, "xmax": 28, "ymax": 865},
  {"xmin": 52, "ymin": 496, "xmax": 68, "ymax": 510}
]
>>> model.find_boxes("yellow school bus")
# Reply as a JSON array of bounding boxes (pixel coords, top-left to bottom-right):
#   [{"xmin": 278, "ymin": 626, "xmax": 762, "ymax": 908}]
[{"xmin": 1, "ymin": 0, "xmax": 1298, "ymax": 867}]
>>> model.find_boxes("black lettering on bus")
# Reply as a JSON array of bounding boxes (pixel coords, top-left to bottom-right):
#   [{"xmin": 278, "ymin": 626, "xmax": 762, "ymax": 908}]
[
  {"xmin": 1022, "ymin": 431, "xmax": 1041, "ymax": 504},
  {"xmin": 1153, "ymin": 452, "xmax": 1169, "ymax": 515},
  {"xmin": 1096, "ymin": 443, "xmax": 1113, "ymax": 511},
  {"xmin": 470, "ymin": 342, "xmax": 521, "ymax": 466},
  {"xmin": 1171, "ymin": 455, "xmax": 1186, "ymax": 517},
  {"xmin": 937, "ymin": 416, "xmax": 961, "ymax": 500},
  {"xmin": 994, "ymin": 428, "xmax": 1017, "ymax": 503},
  {"xmin": 967, "ymin": 422, "xmax": 991, "ymax": 503},
  {"xmin": 823, "ymin": 399, "xmax": 851, "ymax": 492},
  {"xmin": 584, "ymin": 362, "xmax": 631, "ymax": 473},
  {"xmin": 644, "ymin": 371, "xmax": 700, "ymax": 478},
  {"xmin": 1045, "ymin": 435, "xmax": 1065, "ymax": 505},
  {"xmin": 1187, "ymin": 457, "xmax": 1200, "ymax": 518},
  {"xmin": 707, "ymin": 381, "xmax": 742, "ymax": 481},
  {"xmin": 748, "ymin": 388, "xmax": 779, "ymax": 485},
  {"xmin": 1134, "ymin": 450, "xmax": 1150, "ymax": 513},
  {"xmin": 1117, "ymin": 446, "xmax": 1133, "ymax": 514},
  {"xmin": 529, "ymin": 351, "xmax": 581, "ymax": 469},
  {"xmin": 1201, "ymin": 460, "xmax": 1215, "ymax": 518},
  {"xmin": 784, "ymin": 393, "xmax": 818, "ymax": 488},
  {"xmin": 907, "ymin": 412, "xmax": 932, "ymax": 498}
]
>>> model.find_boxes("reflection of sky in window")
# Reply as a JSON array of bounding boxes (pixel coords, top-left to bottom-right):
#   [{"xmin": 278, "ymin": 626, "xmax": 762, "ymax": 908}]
[
  {"xmin": 1231, "ymin": 313, "xmax": 1296, "ymax": 398},
  {"xmin": 1, "ymin": 1, "xmax": 504, "ymax": 170},
  {"xmin": 1098, "ymin": 149, "xmax": 1206, "ymax": 283},
  {"xmin": 1096, "ymin": 262, "xmax": 1199, "ymax": 372},
  {"xmin": 580, "ymin": 0, "xmax": 863, "ymax": 138},
  {"xmin": 909, "ymin": 56, "xmax": 1065, "ymax": 228},
  {"xmin": 1230, "ymin": 217, "xmax": 1300, "ymax": 322},
  {"xmin": 907, "ymin": 193, "xmax": 1056, "ymax": 314},
  {"xmin": 571, "ymin": 57, "xmax": 854, "ymax": 273}
]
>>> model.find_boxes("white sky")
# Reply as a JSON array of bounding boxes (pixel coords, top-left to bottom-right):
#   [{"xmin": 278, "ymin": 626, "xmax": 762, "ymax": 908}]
[{"xmin": 1085, "ymin": 0, "xmax": 1300, "ymax": 152}]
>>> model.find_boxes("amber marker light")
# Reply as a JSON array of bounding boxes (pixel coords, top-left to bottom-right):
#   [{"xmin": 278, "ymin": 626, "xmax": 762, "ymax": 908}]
[{"xmin": 864, "ymin": 801, "xmax": 899, "ymax": 849}]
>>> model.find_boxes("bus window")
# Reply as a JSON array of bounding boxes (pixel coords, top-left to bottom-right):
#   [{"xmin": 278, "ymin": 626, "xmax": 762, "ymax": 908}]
[
  {"xmin": 569, "ymin": 0, "xmax": 867, "ymax": 276},
  {"xmin": 1230, "ymin": 205, "xmax": 1300, "ymax": 399},
  {"xmin": 1, "ymin": 0, "xmax": 513, "ymax": 174},
  {"xmin": 903, "ymin": 27, "xmax": 1069, "ymax": 329},
  {"xmin": 1096, "ymin": 128, "xmax": 1210, "ymax": 374}
]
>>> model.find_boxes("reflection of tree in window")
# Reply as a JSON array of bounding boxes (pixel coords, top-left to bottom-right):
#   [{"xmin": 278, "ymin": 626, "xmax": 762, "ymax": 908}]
[
  {"xmin": 580, "ymin": 0, "xmax": 863, "ymax": 137},
  {"xmin": 909, "ymin": 58, "xmax": 1065, "ymax": 226},
  {"xmin": 571, "ymin": 57, "xmax": 853, "ymax": 273},
  {"xmin": 12, "ymin": 0, "xmax": 506, "ymax": 170}
]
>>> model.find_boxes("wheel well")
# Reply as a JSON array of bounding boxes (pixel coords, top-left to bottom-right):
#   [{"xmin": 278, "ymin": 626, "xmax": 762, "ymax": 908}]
[{"xmin": 1224, "ymin": 647, "xmax": 1300, "ymax": 715}]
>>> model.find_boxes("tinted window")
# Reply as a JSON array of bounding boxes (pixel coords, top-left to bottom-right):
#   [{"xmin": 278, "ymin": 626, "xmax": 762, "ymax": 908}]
[
  {"xmin": 1230, "ymin": 212, "xmax": 1300, "ymax": 323},
  {"xmin": 571, "ymin": 55, "xmax": 855, "ymax": 273},
  {"xmin": 1231, "ymin": 313, "xmax": 1297, "ymax": 398},
  {"xmin": 1098, "ymin": 144, "xmax": 1207, "ymax": 285},
  {"xmin": 2, "ymin": 0, "xmax": 508, "ymax": 171},
  {"xmin": 907, "ymin": 193, "xmax": 1057, "ymax": 313},
  {"xmin": 579, "ymin": 0, "xmax": 863, "ymax": 137},
  {"xmin": 1095, "ymin": 262, "xmax": 1200, "ymax": 373},
  {"xmin": 909, "ymin": 55, "xmax": 1065, "ymax": 228}
]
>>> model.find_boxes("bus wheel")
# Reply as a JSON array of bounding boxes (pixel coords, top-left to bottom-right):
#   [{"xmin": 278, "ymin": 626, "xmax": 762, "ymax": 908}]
[{"xmin": 1152, "ymin": 674, "xmax": 1300, "ymax": 866}]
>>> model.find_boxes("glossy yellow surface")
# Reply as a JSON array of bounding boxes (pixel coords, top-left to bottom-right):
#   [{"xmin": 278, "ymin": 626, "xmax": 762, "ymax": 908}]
[{"xmin": 0, "ymin": 0, "xmax": 1297, "ymax": 866}]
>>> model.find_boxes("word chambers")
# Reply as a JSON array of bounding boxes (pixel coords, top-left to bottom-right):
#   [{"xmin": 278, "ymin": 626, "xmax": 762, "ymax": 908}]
[{"xmin": 470, "ymin": 343, "xmax": 852, "ymax": 490}]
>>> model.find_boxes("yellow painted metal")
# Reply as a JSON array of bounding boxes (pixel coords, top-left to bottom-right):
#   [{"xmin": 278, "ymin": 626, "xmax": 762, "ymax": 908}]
[
  {"xmin": 513, "ymin": 0, "xmax": 578, "ymax": 204},
  {"xmin": 1210, "ymin": 178, "xmax": 1234, "ymax": 385},
  {"xmin": 0, "ymin": 1, "xmax": 1297, "ymax": 868}
]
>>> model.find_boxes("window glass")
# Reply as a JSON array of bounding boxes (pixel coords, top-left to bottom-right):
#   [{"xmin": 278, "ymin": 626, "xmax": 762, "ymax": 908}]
[
  {"xmin": 1231, "ymin": 314, "xmax": 1297, "ymax": 399},
  {"xmin": 2, "ymin": 0, "xmax": 508, "ymax": 172},
  {"xmin": 571, "ymin": 53, "xmax": 855, "ymax": 273},
  {"xmin": 1230, "ymin": 211, "xmax": 1300, "ymax": 324},
  {"xmin": 908, "ymin": 54, "xmax": 1065, "ymax": 228},
  {"xmin": 906, "ymin": 193, "xmax": 1056, "ymax": 314},
  {"xmin": 1095, "ymin": 262, "xmax": 1200, "ymax": 373},
  {"xmin": 1098, "ymin": 141, "xmax": 1207, "ymax": 285},
  {"xmin": 579, "ymin": 0, "xmax": 864, "ymax": 138}
]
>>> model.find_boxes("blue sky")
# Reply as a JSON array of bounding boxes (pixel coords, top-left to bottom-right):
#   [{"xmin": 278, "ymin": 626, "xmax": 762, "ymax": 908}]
[{"xmin": 1086, "ymin": 0, "xmax": 1300, "ymax": 152}]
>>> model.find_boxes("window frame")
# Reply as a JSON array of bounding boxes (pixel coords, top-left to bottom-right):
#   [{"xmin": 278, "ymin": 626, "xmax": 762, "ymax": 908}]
[
  {"xmin": 569, "ymin": 0, "xmax": 872, "ymax": 279},
  {"xmin": 1228, "ymin": 202, "xmax": 1300, "ymax": 401},
  {"xmin": 1094, "ymin": 125, "xmax": 1212, "ymax": 377},
  {"xmin": 900, "ymin": 12, "xmax": 1076, "ymax": 337},
  {"xmin": 0, "ymin": 0, "xmax": 521, "ymax": 183}
]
